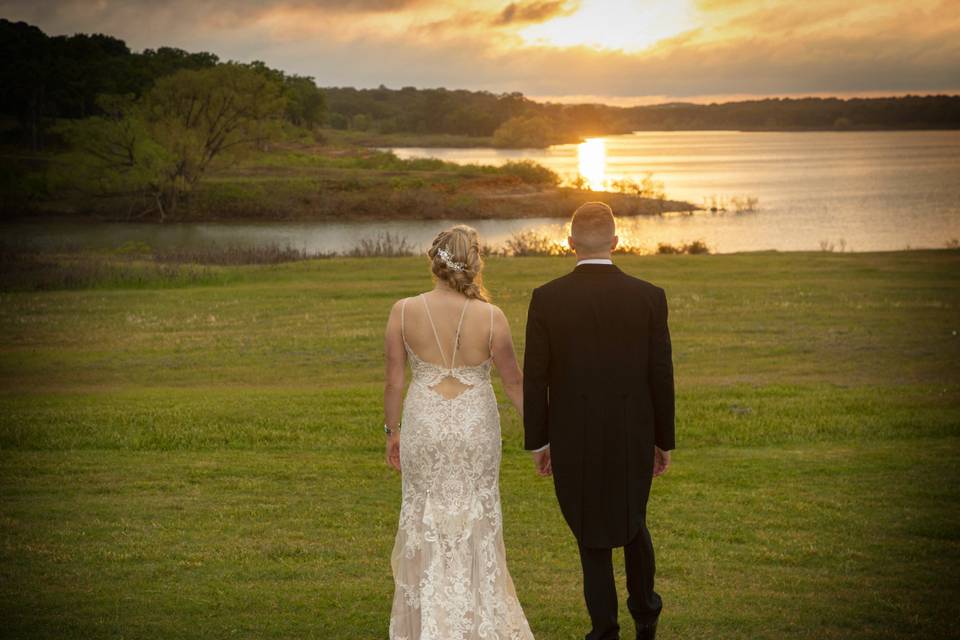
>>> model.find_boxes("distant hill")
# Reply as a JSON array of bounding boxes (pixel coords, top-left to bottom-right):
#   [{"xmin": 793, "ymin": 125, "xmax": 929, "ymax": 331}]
[{"xmin": 322, "ymin": 86, "xmax": 960, "ymax": 144}]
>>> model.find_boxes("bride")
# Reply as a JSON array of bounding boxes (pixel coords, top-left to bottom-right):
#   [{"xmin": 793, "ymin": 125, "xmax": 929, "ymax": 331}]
[{"xmin": 383, "ymin": 224, "xmax": 535, "ymax": 640}]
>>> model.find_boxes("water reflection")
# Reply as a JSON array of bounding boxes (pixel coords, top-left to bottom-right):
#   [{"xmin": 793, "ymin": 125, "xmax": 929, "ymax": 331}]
[{"xmin": 577, "ymin": 138, "xmax": 607, "ymax": 190}]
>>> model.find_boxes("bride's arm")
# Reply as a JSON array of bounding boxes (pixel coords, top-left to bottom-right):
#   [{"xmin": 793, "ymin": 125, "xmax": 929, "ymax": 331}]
[
  {"xmin": 490, "ymin": 305, "xmax": 523, "ymax": 417},
  {"xmin": 383, "ymin": 300, "xmax": 406, "ymax": 470}
]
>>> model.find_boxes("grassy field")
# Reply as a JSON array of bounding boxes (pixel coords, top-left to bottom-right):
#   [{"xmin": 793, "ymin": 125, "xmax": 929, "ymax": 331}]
[{"xmin": 1, "ymin": 250, "xmax": 958, "ymax": 639}]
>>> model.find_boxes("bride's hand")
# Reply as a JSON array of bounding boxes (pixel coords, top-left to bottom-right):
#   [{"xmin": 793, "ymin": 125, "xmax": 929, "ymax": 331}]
[
  {"xmin": 386, "ymin": 433, "xmax": 401, "ymax": 471},
  {"xmin": 532, "ymin": 448, "xmax": 552, "ymax": 477}
]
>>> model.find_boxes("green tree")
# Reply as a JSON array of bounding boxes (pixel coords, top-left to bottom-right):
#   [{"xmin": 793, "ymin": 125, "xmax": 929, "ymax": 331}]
[
  {"xmin": 56, "ymin": 63, "xmax": 286, "ymax": 221},
  {"xmin": 351, "ymin": 113, "xmax": 371, "ymax": 131},
  {"xmin": 283, "ymin": 75, "xmax": 325, "ymax": 129},
  {"xmin": 492, "ymin": 115, "xmax": 554, "ymax": 148},
  {"xmin": 138, "ymin": 62, "xmax": 286, "ymax": 217},
  {"xmin": 53, "ymin": 94, "xmax": 172, "ymax": 219}
]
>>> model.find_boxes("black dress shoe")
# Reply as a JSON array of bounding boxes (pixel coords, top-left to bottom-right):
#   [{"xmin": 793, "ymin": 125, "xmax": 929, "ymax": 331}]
[{"xmin": 634, "ymin": 617, "xmax": 658, "ymax": 640}]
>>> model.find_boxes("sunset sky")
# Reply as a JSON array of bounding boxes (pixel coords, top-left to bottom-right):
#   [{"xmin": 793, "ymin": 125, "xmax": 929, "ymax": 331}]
[{"xmin": 3, "ymin": 0, "xmax": 959, "ymax": 104}]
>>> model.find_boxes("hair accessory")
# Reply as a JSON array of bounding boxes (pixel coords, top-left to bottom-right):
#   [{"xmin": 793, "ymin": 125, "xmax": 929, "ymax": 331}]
[{"xmin": 437, "ymin": 247, "xmax": 466, "ymax": 272}]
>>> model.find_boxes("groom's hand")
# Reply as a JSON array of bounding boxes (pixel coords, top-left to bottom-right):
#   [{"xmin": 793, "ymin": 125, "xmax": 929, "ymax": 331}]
[
  {"xmin": 653, "ymin": 446, "xmax": 670, "ymax": 477},
  {"xmin": 532, "ymin": 447, "xmax": 552, "ymax": 476}
]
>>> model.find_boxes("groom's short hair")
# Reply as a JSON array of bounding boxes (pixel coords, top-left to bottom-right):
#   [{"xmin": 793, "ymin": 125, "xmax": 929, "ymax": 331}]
[{"xmin": 570, "ymin": 202, "xmax": 616, "ymax": 253}]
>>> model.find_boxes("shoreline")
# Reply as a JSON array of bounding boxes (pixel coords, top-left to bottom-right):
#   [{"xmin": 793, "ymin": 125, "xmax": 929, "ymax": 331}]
[
  {"xmin": 2, "ymin": 216, "xmax": 955, "ymax": 256},
  {"xmin": 9, "ymin": 188, "xmax": 697, "ymax": 225},
  {"xmin": 1, "ymin": 227, "xmax": 954, "ymax": 257},
  {"xmin": 330, "ymin": 126, "xmax": 960, "ymax": 149}
]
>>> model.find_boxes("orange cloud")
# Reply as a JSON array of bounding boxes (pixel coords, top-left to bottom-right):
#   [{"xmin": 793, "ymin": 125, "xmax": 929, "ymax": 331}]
[
  {"xmin": 493, "ymin": 1, "xmax": 578, "ymax": 26},
  {"xmin": 1, "ymin": 0, "xmax": 957, "ymax": 102}
]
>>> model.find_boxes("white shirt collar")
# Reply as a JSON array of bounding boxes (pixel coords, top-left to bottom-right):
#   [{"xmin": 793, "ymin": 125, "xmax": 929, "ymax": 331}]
[{"xmin": 576, "ymin": 258, "xmax": 613, "ymax": 265}]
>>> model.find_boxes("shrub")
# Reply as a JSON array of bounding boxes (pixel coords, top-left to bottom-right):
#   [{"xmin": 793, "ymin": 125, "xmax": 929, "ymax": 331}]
[
  {"xmin": 729, "ymin": 196, "xmax": 759, "ymax": 213},
  {"xmin": 657, "ymin": 240, "xmax": 711, "ymax": 255},
  {"xmin": 656, "ymin": 242, "xmax": 683, "ymax": 255},
  {"xmin": 498, "ymin": 160, "xmax": 560, "ymax": 186},
  {"xmin": 503, "ymin": 231, "xmax": 570, "ymax": 257},
  {"xmin": 611, "ymin": 173, "xmax": 664, "ymax": 199}
]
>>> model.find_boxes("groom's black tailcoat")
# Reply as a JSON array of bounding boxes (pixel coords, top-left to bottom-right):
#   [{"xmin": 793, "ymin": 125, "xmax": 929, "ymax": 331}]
[{"xmin": 523, "ymin": 262, "xmax": 675, "ymax": 549}]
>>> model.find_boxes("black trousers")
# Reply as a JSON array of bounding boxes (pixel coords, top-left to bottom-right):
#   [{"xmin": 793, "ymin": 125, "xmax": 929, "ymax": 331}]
[{"xmin": 577, "ymin": 524, "xmax": 663, "ymax": 640}]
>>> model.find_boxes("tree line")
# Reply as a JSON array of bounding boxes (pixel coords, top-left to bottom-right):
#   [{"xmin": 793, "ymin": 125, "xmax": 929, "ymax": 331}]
[
  {"xmin": 325, "ymin": 87, "xmax": 960, "ymax": 144},
  {"xmin": 628, "ymin": 96, "xmax": 960, "ymax": 131},
  {"xmin": 0, "ymin": 19, "xmax": 325, "ymax": 151}
]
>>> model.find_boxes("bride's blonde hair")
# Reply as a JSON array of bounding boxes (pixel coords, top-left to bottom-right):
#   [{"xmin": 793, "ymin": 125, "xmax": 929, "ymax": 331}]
[{"xmin": 427, "ymin": 224, "xmax": 490, "ymax": 302}]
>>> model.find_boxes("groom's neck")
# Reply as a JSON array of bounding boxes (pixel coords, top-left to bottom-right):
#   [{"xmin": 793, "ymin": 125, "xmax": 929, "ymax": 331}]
[{"xmin": 575, "ymin": 252, "xmax": 612, "ymax": 261}]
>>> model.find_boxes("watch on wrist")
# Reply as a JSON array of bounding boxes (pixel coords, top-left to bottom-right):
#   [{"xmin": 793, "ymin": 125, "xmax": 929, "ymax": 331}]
[{"xmin": 384, "ymin": 422, "xmax": 400, "ymax": 435}]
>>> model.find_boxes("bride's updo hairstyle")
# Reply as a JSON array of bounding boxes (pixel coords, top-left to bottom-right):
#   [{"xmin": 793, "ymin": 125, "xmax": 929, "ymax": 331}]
[{"xmin": 427, "ymin": 224, "xmax": 490, "ymax": 302}]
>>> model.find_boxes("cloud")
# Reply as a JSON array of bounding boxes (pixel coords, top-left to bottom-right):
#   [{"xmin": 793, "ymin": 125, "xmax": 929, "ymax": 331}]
[
  {"xmin": 292, "ymin": 12, "xmax": 960, "ymax": 99},
  {"xmin": 0, "ymin": 0, "xmax": 430, "ymax": 16},
  {"xmin": 493, "ymin": 1, "xmax": 576, "ymax": 26},
  {"xmin": 1, "ymin": 0, "xmax": 957, "ymax": 101}
]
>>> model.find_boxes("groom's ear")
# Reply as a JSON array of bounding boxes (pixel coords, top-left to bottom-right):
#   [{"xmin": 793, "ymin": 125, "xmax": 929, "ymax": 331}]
[
  {"xmin": 610, "ymin": 235, "xmax": 619, "ymax": 251},
  {"xmin": 567, "ymin": 235, "xmax": 575, "ymax": 252}
]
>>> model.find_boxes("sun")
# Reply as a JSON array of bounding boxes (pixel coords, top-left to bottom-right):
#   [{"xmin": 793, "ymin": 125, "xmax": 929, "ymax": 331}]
[
  {"xmin": 578, "ymin": 138, "xmax": 607, "ymax": 191},
  {"xmin": 518, "ymin": 0, "xmax": 699, "ymax": 52}
]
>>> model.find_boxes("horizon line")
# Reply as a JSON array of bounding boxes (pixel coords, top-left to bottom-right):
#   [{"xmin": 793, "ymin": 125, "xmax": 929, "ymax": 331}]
[{"xmin": 318, "ymin": 84, "xmax": 960, "ymax": 108}]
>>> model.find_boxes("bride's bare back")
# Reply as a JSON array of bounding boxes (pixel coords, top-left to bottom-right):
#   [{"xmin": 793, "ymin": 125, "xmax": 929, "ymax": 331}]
[{"xmin": 401, "ymin": 290, "xmax": 494, "ymax": 399}]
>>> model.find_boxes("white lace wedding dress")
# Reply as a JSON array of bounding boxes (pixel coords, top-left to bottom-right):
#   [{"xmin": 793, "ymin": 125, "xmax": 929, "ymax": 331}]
[{"xmin": 389, "ymin": 294, "xmax": 534, "ymax": 640}]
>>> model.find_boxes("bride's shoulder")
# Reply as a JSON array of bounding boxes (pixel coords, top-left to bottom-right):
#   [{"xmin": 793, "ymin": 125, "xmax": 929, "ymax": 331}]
[
  {"xmin": 389, "ymin": 296, "xmax": 414, "ymax": 314},
  {"xmin": 483, "ymin": 300, "xmax": 508, "ymax": 321},
  {"xmin": 394, "ymin": 292, "xmax": 424, "ymax": 305}
]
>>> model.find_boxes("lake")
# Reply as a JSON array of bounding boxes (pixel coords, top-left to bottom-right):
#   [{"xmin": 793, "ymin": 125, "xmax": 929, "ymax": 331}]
[
  {"xmin": 391, "ymin": 130, "xmax": 960, "ymax": 253},
  {"xmin": 5, "ymin": 131, "xmax": 959, "ymax": 254}
]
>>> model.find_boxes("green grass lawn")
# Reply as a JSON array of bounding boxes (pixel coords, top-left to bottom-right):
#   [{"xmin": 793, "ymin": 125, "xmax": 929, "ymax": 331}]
[{"xmin": 1, "ymin": 250, "xmax": 959, "ymax": 639}]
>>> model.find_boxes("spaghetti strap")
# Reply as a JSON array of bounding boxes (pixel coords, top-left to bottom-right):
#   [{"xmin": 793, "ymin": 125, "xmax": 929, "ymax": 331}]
[
  {"xmin": 451, "ymin": 298, "xmax": 470, "ymax": 369},
  {"xmin": 487, "ymin": 303, "xmax": 494, "ymax": 354},
  {"xmin": 400, "ymin": 298, "xmax": 408, "ymax": 346},
  {"xmin": 420, "ymin": 293, "xmax": 472, "ymax": 370},
  {"xmin": 420, "ymin": 293, "xmax": 449, "ymax": 368}
]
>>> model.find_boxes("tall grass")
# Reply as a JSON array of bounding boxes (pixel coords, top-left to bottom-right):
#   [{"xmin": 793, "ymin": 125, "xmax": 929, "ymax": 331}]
[
  {"xmin": 499, "ymin": 232, "xmax": 711, "ymax": 257},
  {"xmin": 0, "ymin": 242, "xmax": 334, "ymax": 291},
  {"xmin": 345, "ymin": 232, "xmax": 416, "ymax": 257},
  {"xmin": 0, "ymin": 244, "xmax": 222, "ymax": 291},
  {"xmin": 0, "ymin": 236, "xmax": 420, "ymax": 291},
  {"xmin": 154, "ymin": 243, "xmax": 337, "ymax": 265},
  {"xmin": 0, "ymin": 233, "xmax": 714, "ymax": 291}
]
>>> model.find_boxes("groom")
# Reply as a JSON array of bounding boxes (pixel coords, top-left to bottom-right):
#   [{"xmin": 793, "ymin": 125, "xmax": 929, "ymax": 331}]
[{"xmin": 523, "ymin": 201, "xmax": 676, "ymax": 640}]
